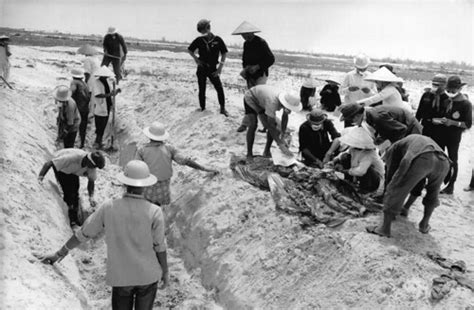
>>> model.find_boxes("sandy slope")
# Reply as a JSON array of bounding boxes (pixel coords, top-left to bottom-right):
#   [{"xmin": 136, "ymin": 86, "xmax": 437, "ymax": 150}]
[{"xmin": 1, "ymin": 45, "xmax": 473, "ymax": 309}]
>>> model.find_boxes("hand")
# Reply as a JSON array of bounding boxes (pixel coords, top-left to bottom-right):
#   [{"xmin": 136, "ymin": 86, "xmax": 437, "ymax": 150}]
[
  {"xmin": 348, "ymin": 86, "xmax": 360, "ymax": 92},
  {"xmin": 115, "ymin": 88, "xmax": 122, "ymax": 95},
  {"xmin": 38, "ymin": 175, "xmax": 44, "ymax": 183},
  {"xmin": 279, "ymin": 144, "xmax": 293, "ymax": 157},
  {"xmin": 212, "ymin": 67, "xmax": 222, "ymax": 77},
  {"xmin": 323, "ymin": 154, "xmax": 332, "ymax": 164},
  {"xmin": 195, "ymin": 59, "xmax": 204, "ymax": 67},
  {"xmin": 159, "ymin": 271, "xmax": 169, "ymax": 290},
  {"xmin": 122, "ymin": 54, "xmax": 126, "ymax": 62},
  {"xmin": 314, "ymin": 159, "xmax": 324, "ymax": 169},
  {"xmin": 207, "ymin": 169, "xmax": 220, "ymax": 177},
  {"xmin": 361, "ymin": 87, "xmax": 371, "ymax": 94},
  {"xmin": 247, "ymin": 65, "xmax": 260, "ymax": 74}
]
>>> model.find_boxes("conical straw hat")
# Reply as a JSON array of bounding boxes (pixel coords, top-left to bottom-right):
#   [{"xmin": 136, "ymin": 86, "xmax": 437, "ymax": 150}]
[
  {"xmin": 340, "ymin": 126, "xmax": 375, "ymax": 150},
  {"xmin": 232, "ymin": 21, "xmax": 261, "ymax": 35},
  {"xmin": 364, "ymin": 67, "xmax": 403, "ymax": 83},
  {"xmin": 93, "ymin": 66, "xmax": 115, "ymax": 77},
  {"xmin": 77, "ymin": 44, "xmax": 100, "ymax": 56}
]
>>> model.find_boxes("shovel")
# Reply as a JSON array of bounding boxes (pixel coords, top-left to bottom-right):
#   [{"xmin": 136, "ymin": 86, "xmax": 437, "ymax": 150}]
[
  {"xmin": 0, "ymin": 75, "xmax": 13, "ymax": 89},
  {"xmin": 105, "ymin": 80, "xmax": 118, "ymax": 152}
]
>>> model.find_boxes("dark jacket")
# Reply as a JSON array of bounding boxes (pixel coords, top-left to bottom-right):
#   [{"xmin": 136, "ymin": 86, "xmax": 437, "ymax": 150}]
[
  {"xmin": 242, "ymin": 35, "xmax": 275, "ymax": 79},
  {"xmin": 366, "ymin": 105, "xmax": 422, "ymax": 143},
  {"xmin": 70, "ymin": 79, "xmax": 90, "ymax": 113},
  {"xmin": 103, "ymin": 33, "xmax": 127, "ymax": 57},
  {"xmin": 444, "ymin": 94, "xmax": 472, "ymax": 138},
  {"xmin": 299, "ymin": 119, "xmax": 340, "ymax": 162},
  {"xmin": 416, "ymin": 90, "xmax": 450, "ymax": 137},
  {"xmin": 319, "ymin": 84, "xmax": 342, "ymax": 112}
]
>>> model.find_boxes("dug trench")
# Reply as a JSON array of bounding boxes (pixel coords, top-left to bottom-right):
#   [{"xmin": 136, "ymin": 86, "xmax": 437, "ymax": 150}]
[{"xmin": 2, "ymin": 45, "xmax": 473, "ymax": 309}]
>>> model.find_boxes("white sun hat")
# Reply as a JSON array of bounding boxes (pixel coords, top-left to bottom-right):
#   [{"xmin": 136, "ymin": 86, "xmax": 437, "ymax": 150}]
[
  {"xmin": 71, "ymin": 68, "xmax": 84, "ymax": 79},
  {"xmin": 232, "ymin": 21, "xmax": 261, "ymax": 35},
  {"xmin": 143, "ymin": 122, "xmax": 170, "ymax": 141},
  {"xmin": 53, "ymin": 85, "xmax": 72, "ymax": 101},
  {"xmin": 77, "ymin": 44, "xmax": 100, "ymax": 56},
  {"xmin": 107, "ymin": 26, "xmax": 117, "ymax": 34},
  {"xmin": 364, "ymin": 67, "xmax": 404, "ymax": 83},
  {"xmin": 302, "ymin": 77, "xmax": 317, "ymax": 88},
  {"xmin": 93, "ymin": 66, "xmax": 115, "ymax": 77},
  {"xmin": 354, "ymin": 54, "xmax": 371, "ymax": 69},
  {"xmin": 340, "ymin": 126, "xmax": 375, "ymax": 150},
  {"xmin": 278, "ymin": 92, "xmax": 303, "ymax": 112},
  {"xmin": 116, "ymin": 160, "xmax": 157, "ymax": 187}
]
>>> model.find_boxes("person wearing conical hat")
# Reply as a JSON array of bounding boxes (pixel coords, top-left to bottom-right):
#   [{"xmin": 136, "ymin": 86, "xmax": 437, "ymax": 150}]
[
  {"xmin": 70, "ymin": 68, "xmax": 91, "ymax": 148},
  {"xmin": 232, "ymin": 21, "xmax": 275, "ymax": 133},
  {"xmin": 319, "ymin": 79, "xmax": 342, "ymax": 112},
  {"xmin": 379, "ymin": 64, "xmax": 409, "ymax": 102},
  {"xmin": 40, "ymin": 160, "xmax": 169, "ymax": 305},
  {"xmin": 188, "ymin": 19, "xmax": 229, "ymax": 116},
  {"xmin": 101, "ymin": 26, "xmax": 127, "ymax": 83},
  {"xmin": 53, "ymin": 85, "xmax": 82, "ymax": 148},
  {"xmin": 339, "ymin": 54, "xmax": 377, "ymax": 106},
  {"xmin": 356, "ymin": 67, "xmax": 411, "ymax": 112},
  {"xmin": 243, "ymin": 85, "xmax": 302, "ymax": 159},
  {"xmin": 0, "ymin": 35, "xmax": 11, "ymax": 82},
  {"xmin": 87, "ymin": 66, "xmax": 120, "ymax": 149},
  {"xmin": 135, "ymin": 122, "xmax": 219, "ymax": 206}
]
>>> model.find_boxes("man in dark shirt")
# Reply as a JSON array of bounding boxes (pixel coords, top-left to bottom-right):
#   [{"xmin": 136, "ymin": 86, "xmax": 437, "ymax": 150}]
[
  {"xmin": 101, "ymin": 27, "xmax": 127, "ymax": 83},
  {"xmin": 415, "ymin": 74, "xmax": 450, "ymax": 147},
  {"xmin": 434, "ymin": 76, "xmax": 472, "ymax": 194},
  {"xmin": 232, "ymin": 21, "xmax": 275, "ymax": 132},
  {"xmin": 188, "ymin": 19, "xmax": 228, "ymax": 116}
]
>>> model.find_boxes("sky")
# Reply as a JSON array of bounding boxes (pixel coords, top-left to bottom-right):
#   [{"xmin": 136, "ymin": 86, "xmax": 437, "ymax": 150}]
[{"xmin": 1, "ymin": 0, "xmax": 473, "ymax": 64}]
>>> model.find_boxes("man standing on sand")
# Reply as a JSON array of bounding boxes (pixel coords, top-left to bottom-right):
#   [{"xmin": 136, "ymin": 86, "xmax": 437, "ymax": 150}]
[
  {"xmin": 232, "ymin": 21, "xmax": 275, "ymax": 133},
  {"xmin": 0, "ymin": 35, "xmax": 11, "ymax": 82},
  {"xmin": 340, "ymin": 54, "xmax": 377, "ymax": 105},
  {"xmin": 54, "ymin": 85, "xmax": 81, "ymax": 148},
  {"xmin": 102, "ymin": 27, "xmax": 127, "ymax": 84},
  {"xmin": 188, "ymin": 19, "xmax": 229, "ymax": 116},
  {"xmin": 243, "ymin": 85, "xmax": 302, "ymax": 159},
  {"xmin": 366, "ymin": 135, "xmax": 450, "ymax": 238},
  {"xmin": 38, "ymin": 149, "xmax": 105, "ymax": 226},
  {"xmin": 40, "ymin": 160, "xmax": 169, "ymax": 310},
  {"xmin": 70, "ymin": 68, "xmax": 91, "ymax": 148}
]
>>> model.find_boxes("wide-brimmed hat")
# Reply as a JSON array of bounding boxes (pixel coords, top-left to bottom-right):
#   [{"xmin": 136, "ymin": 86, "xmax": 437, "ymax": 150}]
[
  {"xmin": 53, "ymin": 85, "xmax": 71, "ymax": 101},
  {"xmin": 232, "ymin": 21, "xmax": 261, "ymax": 35},
  {"xmin": 0, "ymin": 35, "xmax": 9, "ymax": 40},
  {"xmin": 143, "ymin": 122, "xmax": 169, "ymax": 141},
  {"xmin": 431, "ymin": 74, "xmax": 447, "ymax": 85},
  {"xmin": 340, "ymin": 126, "xmax": 375, "ymax": 150},
  {"xmin": 93, "ymin": 66, "xmax": 115, "ymax": 77},
  {"xmin": 77, "ymin": 44, "xmax": 100, "ymax": 56},
  {"xmin": 116, "ymin": 160, "xmax": 157, "ymax": 187},
  {"xmin": 379, "ymin": 64, "xmax": 395, "ymax": 74},
  {"xmin": 354, "ymin": 54, "xmax": 370, "ymax": 69},
  {"xmin": 447, "ymin": 75, "xmax": 467, "ymax": 89},
  {"xmin": 325, "ymin": 79, "xmax": 340, "ymax": 85},
  {"xmin": 71, "ymin": 68, "xmax": 84, "ymax": 79},
  {"xmin": 107, "ymin": 27, "xmax": 117, "ymax": 34},
  {"xmin": 302, "ymin": 78, "xmax": 317, "ymax": 88},
  {"xmin": 307, "ymin": 109, "xmax": 327, "ymax": 124},
  {"xmin": 339, "ymin": 103, "xmax": 364, "ymax": 121},
  {"xmin": 197, "ymin": 19, "xmax": 211, "ymax": 33},
  {"xmin": 278, "ymin": 92, "xmax": 303, "ymax": 112},
  {"xmin": 364, "ymin": 67, "xmax": 403, "ymax": 83}
]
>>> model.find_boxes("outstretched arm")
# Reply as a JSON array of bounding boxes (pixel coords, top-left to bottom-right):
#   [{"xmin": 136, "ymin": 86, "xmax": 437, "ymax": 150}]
[{"xmin": 38, "ymin": 161, "xmax": 53, "ymax": 181}]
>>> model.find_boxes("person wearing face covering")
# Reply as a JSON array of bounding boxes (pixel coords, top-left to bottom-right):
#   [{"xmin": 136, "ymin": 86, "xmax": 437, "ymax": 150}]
[
  {"xmin": 415, "ymin": 74, "xmax": 450, "ymax": 147},
  {"xmin": 298, "ymin": 109, "xmax": 340, "ymax": 168},
  {"xmin": 340, "ymin": 54, "xmax": 377, "ymax": 105},
  {"xmin": 433, "ymin": 76, "xmax": 472, "ymax": 195}
]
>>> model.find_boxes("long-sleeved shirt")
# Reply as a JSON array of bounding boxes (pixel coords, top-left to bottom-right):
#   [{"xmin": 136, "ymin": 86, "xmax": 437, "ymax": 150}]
[
  {"xmin": 339, "ymin": 69, "xmax": 377, "ymax": 104},
  {"xmin": 443, "ymin": 94, "xmax": 472, "ymax": 138},
  {"xmin": 76, "ymin": 193, "xmax": 167, "ymax": 287},
  {"xmin": 135, "ymin": 142, "xmax": 187, "ymax": 181},
  {"xmin": 58, "ymin": 98, "xmax": 81, "ymax": 132},
  {"xmin": 242, "ymin": 35, "xmax": 275, "ymax": 79},
  {"xmin": 102, "ymin": 33, "xmax": 127, "ymax": 57},
  {"xmin": 299, "ymin": 120, "xmax": 340, "ymax": 161},
  {"xmin": 357, "ymin": 84, "xmax": 411, "ymax": 111}
]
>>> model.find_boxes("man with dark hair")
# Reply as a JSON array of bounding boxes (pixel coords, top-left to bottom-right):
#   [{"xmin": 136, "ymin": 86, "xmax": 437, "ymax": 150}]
[
  {"xmin": 101, "ymin": 27, "xmax": 127, "ymax": 83},
  {"xmin": 40, "ymin": 160, "xmax": 168, "ymax": 310},
  {"xmin": 188, "ymin": 19, "xmax": 228, "ymax": 116},
  {"xmin": 38, "ymin": 149, "xmax": 105, "ymax": 226}
]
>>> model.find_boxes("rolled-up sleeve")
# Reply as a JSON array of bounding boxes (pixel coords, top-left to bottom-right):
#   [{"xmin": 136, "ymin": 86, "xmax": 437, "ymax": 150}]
[
  {"xmin": 76, "ymin": 202, "xmax": 107, "ymax": 242},
  {"xmin": 151, "ymin": 207, "xmax": 167, "ymax": 252}
]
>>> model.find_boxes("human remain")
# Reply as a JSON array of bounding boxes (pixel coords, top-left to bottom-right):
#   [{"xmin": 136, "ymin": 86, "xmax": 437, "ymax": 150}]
[
  {"xmin": 188, "ymin": 19, "xmax": 229, "ymax": 116},
  {"xmin": 40, "ymin": 160, "xmax": 168, "ymax": 310}
]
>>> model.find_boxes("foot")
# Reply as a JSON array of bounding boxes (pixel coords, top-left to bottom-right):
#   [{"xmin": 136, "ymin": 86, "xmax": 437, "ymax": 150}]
[
  {"xmin": 237, "ymin": 125, "xmax": 247, "ymax": 133},
  {"xmin": 400, "ymin": 208, "xmax": 409, "ymax": 217},
  {"xmin": 262, "ymin": 151, "xmax": 272, "ymax": 158},
  {"xmin": 419, "ymin": 223, "xmax": 431, "ymax": 234},
  {"xmin": 440, "ymin": 186, "xmax": 453, "ymax": 195},
  {"xmin": 220, "ymin": 109, "xmax": 229, "ymax": 117},
  {"xmin": 201, "ymin": 107, "xmax": 206, "ymax": 112},
  {"xmin": 463, "ymin": 185, "xmax": 474, "ymax": 192},
  {"xmin": 258, "ymin": 128, "xmax": 267, "ymax": 133},
  {"xmin": 365, "ymin": 225, "xmax": 391, "ymax": 238}
]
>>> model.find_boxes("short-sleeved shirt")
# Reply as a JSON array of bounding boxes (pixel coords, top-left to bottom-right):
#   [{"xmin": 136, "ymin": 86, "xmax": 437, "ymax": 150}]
[
  {"xmin": 244, "ymin": 85, "xmax": 282, "ymax": 119},
  {"xmin": 52, "ymin": 149, "xmax": 97, "ymax": 180},
  {"xmin": 59, "ymin": 98, "xmax": 81, "ymax": 131},
  {"xmin": 83, "ymin": 56, "xmax": 100, "ymax": 75},
  {"xmin": 76, "ymin": 193, "xmax": 167, "ymax": 286},
  {"xmin": 88, "ymin": 77, "xmax": 112, "ymax": 117},
  {"xmin": 188, "ymin": 35, "xmax": 228, "ymax": 67},
  {"xmin": 135, "ymin": 142, "xmax": 187, "ymax": 181}
]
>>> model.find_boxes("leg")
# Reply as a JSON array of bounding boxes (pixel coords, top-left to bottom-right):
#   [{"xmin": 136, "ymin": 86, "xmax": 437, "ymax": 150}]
[
  {"xmin": 134, "ymin": 282, "xmax": 158, "ymax": 310},
  {"xmin": 111, "ymin": 58, "xmax": 122, "ymax": 82},
  {"xmin": 208, "ymin": 73, "xmax": 227, "ymax": 115},
  {"xmin": 79, "ymin": 110, "xmax": 89, "ymax": 147},
  {"xmin": 400, "ymin": 178, "xmax": 425, "ymax": 216},
  {"xmin": 63, "ymin": 131, "xmax": 77, "ymax": 148},
  {"xmin": 441, "ymin": 134, "xmax": 460, "ymax": 194},
  {"xmin": 300, "ymin": 87, "xmax": 310, "ymax": 110},
  {"xmin": 262, "ymin": 115, "xmax": 277, "ymax": 157},
  {"xmin": 94, "ymin": 115, "xmax": 109, "ymax": 148},
  {"xmin": 465, "ymin": 169, "xmax": 474, "ymax": 191},
  {"xmin": 246, "ymin": 113, "xmax": 258, "ymax": 158},
  {"xmin": 196, "ymin": 69, "xmax": 207, "ymax": 110},
  {"xmin": 101, "ymin": 56, "xmax": 112, "ymax": 67},
  {"xmin": 112, "ymin": 286, "xmax": 135, "ymax": 310},
  {"xmin": 55, "ymin": 170, "xmax": 80, "ymax": 225}
]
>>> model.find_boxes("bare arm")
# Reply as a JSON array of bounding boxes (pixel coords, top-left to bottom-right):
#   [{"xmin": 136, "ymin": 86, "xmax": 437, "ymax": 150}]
[{"xmin": 38, "ymin": 161, "xmax": 53, "ymax": 180}]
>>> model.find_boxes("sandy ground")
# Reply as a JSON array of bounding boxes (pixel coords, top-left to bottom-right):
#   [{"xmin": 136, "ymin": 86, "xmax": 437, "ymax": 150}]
[{"xmin": 0, "ymin": 45, "xmax": 473, "ymax": 309}]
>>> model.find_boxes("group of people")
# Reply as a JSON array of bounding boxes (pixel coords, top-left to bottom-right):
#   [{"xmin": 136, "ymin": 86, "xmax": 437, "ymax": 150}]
[{"xmin": 1, "ymin": 19, "xmax": 468, "ymax": 310}]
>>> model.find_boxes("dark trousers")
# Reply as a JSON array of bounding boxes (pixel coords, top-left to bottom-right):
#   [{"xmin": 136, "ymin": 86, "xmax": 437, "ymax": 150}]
[
  {"xmin": 63, "ymin": 131, "xmax": 78, "ymax": 148},
  {"xmin": 53, "ymin": 167, "xmax": 80, "ymax": 223},
  {"xmin": 78, "ymin": 110, "xmax": 89, "ymax": 147},
  {"xmin": 196, "ymin": 66, "xmax": 225, "ymax": 110},
  {"xmin": 102, "ymin": 56, "xmax": 122, "ymax": 82},
  {"xmin": 112, "ymin": 282, "xmax": 157, "ymax": 310},
  {"xmin": 439, "ymin": 134, "xmax": 461, "ymax": 188},
  {"xmin": 95, "ymin": 115, "xmax": 109, "ymax": 146}
]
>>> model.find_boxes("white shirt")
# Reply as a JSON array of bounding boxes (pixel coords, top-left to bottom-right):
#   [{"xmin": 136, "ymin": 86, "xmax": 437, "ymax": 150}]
[
  {"xmin": 357, "ymin": 84, "xmax": 411, "ymax": 112},
  {"xmin": 340, "ymin": 69, "xmax": 377, "ymax": 104},
  {"xmin": 88, "ymin": 77, "xmax": 112, "ymax": 117},
  {"xmin": 83, "ymin": 56, "xmax": 100, "ymax": 75}
]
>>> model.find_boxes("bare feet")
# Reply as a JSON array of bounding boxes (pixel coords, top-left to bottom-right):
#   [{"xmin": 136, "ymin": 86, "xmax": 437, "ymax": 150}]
[{"xmin": 365, "ymin": 225, "xmax": 391, "ymax": 238}]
